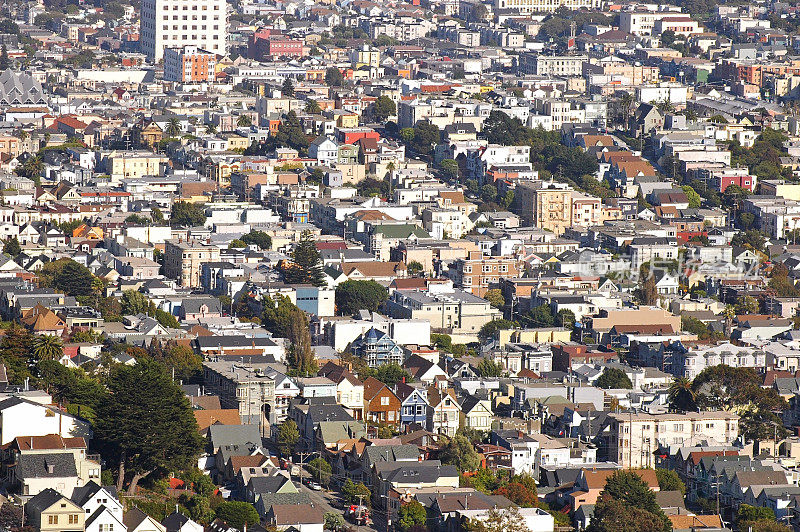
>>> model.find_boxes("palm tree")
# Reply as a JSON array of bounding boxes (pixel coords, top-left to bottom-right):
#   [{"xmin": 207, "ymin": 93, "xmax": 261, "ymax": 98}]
[
  {"xmin": 236, "ymin": 114, "xmax": 252, "ymax": 127},
  {"xmin": 205, "ymin": 123, "xmax": 217, "ymax": 135},
  {"xmin": 668, "ymin": 377, "xmax": 697, "ymax": 412},
  {"xmin": 32, "ymin": 334, "xmax": 63, "ymax": 361},
  {"xmin": 165, "ymin": 117, "xmax": 181, "ymax": 138},
  {"xmin": 619, "ymin": 93, "xmax": 634, "ymax": 126}
]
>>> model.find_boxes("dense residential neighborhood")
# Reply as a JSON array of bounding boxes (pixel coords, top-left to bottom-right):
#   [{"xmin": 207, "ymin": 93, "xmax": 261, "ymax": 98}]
[{"xmin": 0, "ymin": 0, "xmax": 799, "ymax": 530}]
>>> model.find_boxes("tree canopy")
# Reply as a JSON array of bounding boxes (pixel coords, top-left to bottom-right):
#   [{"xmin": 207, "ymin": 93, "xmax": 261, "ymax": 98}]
[
  {"xmin": 595, "ymin": 368, "xmax": 633, "ymax": 389},
  {"xmin": 335, "ymin": 279, "xmax": 388, "ymax": 315},
  {"xmin": 170, "ymin": 201, "xmax": 206, "ymax": 227}
]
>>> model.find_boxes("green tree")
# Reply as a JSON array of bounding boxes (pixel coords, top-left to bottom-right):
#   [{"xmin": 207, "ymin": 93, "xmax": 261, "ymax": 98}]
[
  {"xmin": 306, "ymin": 100, "xmax": 322, "ymax": 114},
  {"xmin": 284, "ymin": 230, "xmax": 325, "ymax": 286},
  {"xmin": 324, "ymin": 512, "xmax": 345, "ymax": 531},
  {"xmin": 440, "ymin": 159, "xmax": 459, "ymax": 181},
  {"xmin": 595, "ymin": 368, "xmax": 633, "ymax": 389},
  {"xmin": 282, "ymin": 77, "xmax": 294, "ymax": 97},
  {"xmin": 738, "ymin": 505, "xmax": 775, "ymax": 524},
  {"xmin": 170, "ymin": 201, "xmax": 206, "ymax": 227},
  {"xmin": 556, "ymin": 308, "xmax": 576, "ymax": 328},
  {"xmin": 151, "ymin": 208, "xmax": 164, "ymax": 224},
  {"xmin": 158, "ymin": 343, "xmax": 202, "ymax": 381},
  {"xmin": 477, "ymin": 358, "xmax": 504, "ymax": 377},
  {"xmin": 655, "ymin": 468, "xmax": 686, "ymax": 495},
  {"xmin": 398, "ymin": 500, "xmax": 427, "ymax": 532},
  {"xmin": 308, "ymin": 457, "xmax": 332, "ymax": 486},
  {"xmin": 236, "ymin": 114, "xmax": 252, "ymax": 127},
  {"xmin": 14, "ymin": 155, "xmax": 44, "ymax": 180},
  {"xmin": 276, "ymin": 419, "xmax": 299, "ymax": 457},
  {"xmin": 165, "ymin": 117, "xmax": 181, "ymax": 137},
  {"xmin": 373, "ymin": 95, "xmax": 396, "ymax": 122},
  {"xmin": 636, "ymin": 271, "xmax": 658, "ymax": 306},
  {"xmin": 440, "ymin": 434, "xmax": 481, "ymax": 472},
  {"xmin": 241, "ymin": 230, "xmax": 272, "ymax": 250},
  {"xmin": 375, "ymin": 363, "xmax": 411, "ymax": 386},
  {"xmin": 2, "ymin": 237, "xmax": 19, "ymax": 256},
  {"xmin": 325, "ymin": 66, "xmax": 343, "ymax": 87},
  {"xmin": 484, "ymin": 289, "xmax": 504, "ymax": 309},
  {"xmin": 32, "ymin": 334, "xmax": 63, "ymax": 361},
  {"xmin": 480, "ymin": 184, "xmax": 497, "ymax": 203},
  {"xmin": 478, "ymin": 319, "xmax": 516, "ymax": 340},
  {"xmin": 681, "ymin": 185, "xmax": 701, "ymax": 208},
  {"xmin": 154, "ymin": 309, "xmax": 180, "ymax": 328},
  {"xmin": 335, "ymin": 280, "xmax": 388, "ymax": 315},
  {"xmin": 588, "ymin": 470, "xmax": 670, "ymax": 532},
  {"xmin": 407, "ymin": 260, "xmax": 424, "ymax": 275},
  {"xmin": 229, "ymin": 239, "xmax": 246, "ymax": 248},
  {"xmin": 735, "ymin": 295, "xmax": 759, "ymax": 314},
  {"xmin": 121, "ymin": 290, "xmax": 149, "ymax": 315},
  {"xmin": 214, "ymin": 501, "xmax": 259, "ymax": 530},
  {"xmin": 668, "ymin": 377, "xmax": 697, "ymax": 412},
  {"xmin": 528, "ymin": 304, "xmax": 555, "ymax": 327},
  {"xmin": 42, "ymin": 259, "xmax": 95, "ymax": 297},
  {"xmin": 94, "ymin": 359, "xmax": 204, "ymax": 494},
  {"xmin": 0, "ymin": 324, "xmax": 34, "ymax": 384},
  {"xmin": 341, "ymin": 479, "xmax": 371, "ymax": 506}
]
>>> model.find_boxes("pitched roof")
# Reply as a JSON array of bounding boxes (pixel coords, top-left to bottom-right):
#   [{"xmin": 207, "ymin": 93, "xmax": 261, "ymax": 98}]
[
  {"xmin": 583, "ymin": 468, "xmax": 658, "ymax": 490},
  {"xmin": 16, "ymin": 452, "xmax": 77, "ymax": 479},
  {"xmin": 269, "ymin": 504, "xmax": 325, "ymax": 526},
  {"xmin": 194, "ymin": 409, "xmax": 242, "ymax": 432},
  {"xmin": 668, "ymin": 515, "xmax": 722, "ymax": 530}
]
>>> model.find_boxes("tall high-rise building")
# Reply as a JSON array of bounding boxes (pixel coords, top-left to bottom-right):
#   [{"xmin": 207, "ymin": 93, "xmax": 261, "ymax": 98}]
[{"xmin": 140, "ymin": 0, "xmax": 227, "ymax": 62}]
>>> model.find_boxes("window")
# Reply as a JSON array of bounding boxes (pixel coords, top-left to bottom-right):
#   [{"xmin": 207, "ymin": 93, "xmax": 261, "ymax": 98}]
[
  {"xmin": 381, "ymin": 396, "xmax": 389, "ymax": 406},
  {"xmin": 69, "ymin": 515, "xmax": 80, "ymax": 525},
  {"xmin": 48, "ymin": 516, "xmax": 58, "ymax": 525}
]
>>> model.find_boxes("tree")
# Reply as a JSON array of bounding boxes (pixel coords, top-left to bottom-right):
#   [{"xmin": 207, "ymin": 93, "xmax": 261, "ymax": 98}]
[
  {"xmin": 158, "ymin": 343, "xmax": 202, "ymax": 381},
  {"xmin": 151, "ymin": 208, "xmax": 164, "ymax": 223},
  {"xmin": 241, "ymin": 230, "xmax": 272, "ymax": 250},
  {"xmin": 636, "ymin": 271, "xmax": 658, "ymax": 306},
  {"xmin": 466, "ymin": 506, "xmax": 529, "ymax": 532},
  {"xmin": 440, "ymin": 159, "xmax": 459, "ymax": 181},
  {"xmin": 480, "ymin": 184, "xmax": 497, "ymax": 203},
  {"xmin": 43, "ymin": 259, "xmax": 95, "ymax": 297},
  {"xmin": 32, "ymin": 334, "xmax": 63, "ymax": 361},
  {"xmin": 595, "ymin": 368, "xmax": 633, "ymax": 389},
  {"xmin": 170, "ymin": 201, "xmax": 206, "ymax": 227},
  {"xmin": 236, "ymin": 114, "xmax": 252, "ymax": 127},
  {"xmin": 407, "ymin": 260, "xmax": 424, "ymax": 275},
  {"xmin": 165, "ymin": 117, "xmax": 181, "ymax": 138},
  {"xmin": 15, "ymin": 155, "xmax": 44, "ymax": 180},
  {"xmin": 308, "ymin": 457, "xmax": 332, "ymax": 486},
  {"xmin": 588, "ymin": 470, "xmax": 671, "ymax": 532},
  {"xmin": 398, "ymin": 501, "xmax": 427, "ymax": 532},
  {"xmin": 439, "ymin": 434, "xmax": 480, "ymax": 472},
  {"xmin": 478, "ymin": 319, "xmax": 516, "ymax": 341},
  {"xmin": 735, "ymin": 295, "xmax": 759, "ymax": 314},
  {"xmin": 341, "ymin": 479, "xmax": 371, "ymax": 506},
  {"xmin": 484, "ymin": 289, "xmax": 504, "ymax": 309},
  {"xmin": 306, "ymin": 99, "xmax": 322, "ymax": 114},
  {"xmin": 402, "ymin": 121, "xmax": 440, "ymax": 156},
  {"xmin": 476, "ymin": 358, "xmax": 503, "ymax": 377},
  {"xmin": 121, "ymin": 290, "xmax": 149, "ymax": 315},
  {"xmin": 738, "ymin": 505, "xmax": 775, "ymax": 524},
  {"xmin": 681, "ymin": 185, "xmax": 701, "ymax": 208},
  {"xmin": 556, "ymin": 308, "xmax": 576, "ymax": 329},
  {"xmin": 668, "ymin": 377, "xmax": 697, "ymax": 412},
  {"xmin": 284, "ymin": 230, "xmax": 325, "ymax": 286},
  {"xmin": 528, "ymin": 303, "xmax": 555, "ymax": 327},
  {"xmin": 281, "ymin": 77, "xmax": 294, "ymax": 97},
  {"xmin": 94, "ymin": 360, "xmax": 204, "ymax": 493},
  {"xmin": 495, "ymin": 480, "xmax": 538, "ymax": 507},
  {"xmin": 325, "ymin": 66, "xmax": 343, "ymax": 87},
  {"xmin": 0, "ymin": 45, "xmax": 9, "ymax": 71},
  {"xmin": 276, "ymin": 419, "xmax": 299, "ymax": 457},
  {"xmin": 0, "ymin": 503, "xmax": 22, "ymax": 532},
  {"xmin": 375, "ymin": 363, "xmax": 411, "ymax": 386},
  {"xmin": 373, "ymin": 95, "xmax": 396, "ymax": 123},
  {"xmin": 660, "ymin": 29, "xmax": 676, "ymax": 46},
  {"xmin": 3, "ymin": 237, "xmax": 20, "ymax": 256},
  {"xmin": 324, "ymin": 512, "xmax": 345, "ymax": 531},
  {"xmin": 655, "ymin": 468, "xmax": 686, "ymax": 495},
  {"xmin": 214, "ymin": 501, "xmax": 259, "ymax": 530},
  {"xmin": 335, "ymin": 280, "xmax": 388, "ymax": 315},
  {"xmin": 154, "ymin": 309, "xmax": 180, "ymax": 329},
  {"xmin": 229, "ymin": 239, "xmax": 246, "ymax": 249}
]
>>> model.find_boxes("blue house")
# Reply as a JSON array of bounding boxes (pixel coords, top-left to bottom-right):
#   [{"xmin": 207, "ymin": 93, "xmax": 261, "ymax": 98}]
[
  {"xmin": 350, "ymin": 327, "xmax": 404, "ymax": 367},
  {"xmin": 395, "ymin": 382, "xmax": 428, "ymax": 428}
]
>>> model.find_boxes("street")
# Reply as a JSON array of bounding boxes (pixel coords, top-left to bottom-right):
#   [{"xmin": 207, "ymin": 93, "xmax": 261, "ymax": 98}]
[{"xmin": 295, "ymin": 481, "xmax": 386, "ymax": 532}]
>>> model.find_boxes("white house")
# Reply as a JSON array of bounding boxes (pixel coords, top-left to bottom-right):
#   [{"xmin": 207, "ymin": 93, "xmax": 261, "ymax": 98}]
[
  {"xmin": 86, "ymin": 505, "xmax": 127, "ymax": 532},
  {"xmin": 0, "ymin": 397, "xmax": 92, "ymax": 445},
  {"xmin": 309, "ymin": 137, "xmax": 338, "ymax": 166},
  {"xmin": 162, "ymin": 512, "xmax": 204, "ymax": 532}
]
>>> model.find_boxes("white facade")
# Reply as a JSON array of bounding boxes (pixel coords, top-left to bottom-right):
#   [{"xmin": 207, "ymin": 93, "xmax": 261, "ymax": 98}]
[{"xmin": 140, "ymin": 0, "xmax": 227, "ymax": 62}]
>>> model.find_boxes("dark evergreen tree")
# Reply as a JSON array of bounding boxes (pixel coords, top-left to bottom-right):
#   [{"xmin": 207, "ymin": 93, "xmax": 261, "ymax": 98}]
[{"xmin": 284, "ymin": 230, "xmax": 325, "ymax": 286}]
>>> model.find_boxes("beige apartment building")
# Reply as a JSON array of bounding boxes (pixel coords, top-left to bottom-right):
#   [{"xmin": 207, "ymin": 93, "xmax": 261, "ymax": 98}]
[
  {"xmin": 605, "ymin": 411, "xmax": 739, "ymax": 468},
  {"xmin": 515, "ymin": 180, "xmax": 574, "ymax": 236},
  {"xmin": 164, "ymin": 239, "xmax": 221, "ymax": 287},
  {"xmin": 102, "ymin": 151, "xmax": 169, "ymax": 181}
]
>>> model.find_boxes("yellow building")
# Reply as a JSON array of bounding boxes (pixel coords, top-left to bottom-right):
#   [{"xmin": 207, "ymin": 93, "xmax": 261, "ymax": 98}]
[
  {"xmin": 497, "ymin": 328, "xmax": 572, "ymax": 349},
  {"xmin": 516, "ymin": 180, "xmax": 573, "ymax": 235},
  {"xmin": 351, "ymin": 44, "xmax": 380, "ymax": 69},
  {"xmin": 102, "ymin": 151, "xmax": 169, "ymax": 182},
  {"xmin": 26, "ymin": 491, "xmax": 85, "ymax": 532}
]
